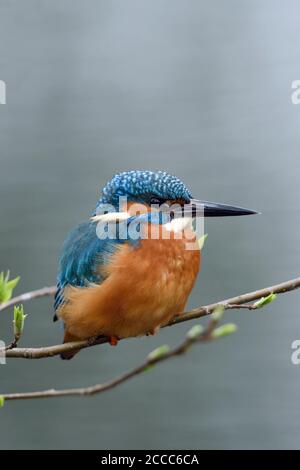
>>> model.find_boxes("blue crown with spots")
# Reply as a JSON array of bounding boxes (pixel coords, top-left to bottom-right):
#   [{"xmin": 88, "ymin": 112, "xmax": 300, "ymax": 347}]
[{"xmin": 97, "ymin": 170, "xmax": 192, "ymax": 209}]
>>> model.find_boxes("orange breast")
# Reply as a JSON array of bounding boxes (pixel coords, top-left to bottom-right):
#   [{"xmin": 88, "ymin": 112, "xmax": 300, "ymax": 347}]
[{"xmin": 58, "ymin": 223, "xmax": 200, "ymax": 340}]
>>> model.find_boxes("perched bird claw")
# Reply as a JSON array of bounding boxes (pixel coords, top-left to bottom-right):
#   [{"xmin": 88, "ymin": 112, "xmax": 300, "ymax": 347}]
[{"xmin": 108, "ymin": 335, "xmax": 119, "ymax": 346}]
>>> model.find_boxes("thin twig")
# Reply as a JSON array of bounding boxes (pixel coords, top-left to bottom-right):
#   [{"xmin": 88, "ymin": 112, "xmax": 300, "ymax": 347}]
[
  {"xmin": 1, "ymin": 276, "xmax": 300, "ymax": 359},
  {"xmin": 171, "ymin": 276, "xmax": 300, "ymax": 325},
  {"xmin": 5, "ymin": 339, "xmax": 19, "ymax": 351},
  {"xmin": 225, "ymin": 304, "xmax": 257, "ymax": 310},
  {"xmin": 0, "ymin": 286, "xmax": 56, "ymax": 313},
  {"xmin": 2, "ymin": 316, "xmax": 222, "ymax": 401}
]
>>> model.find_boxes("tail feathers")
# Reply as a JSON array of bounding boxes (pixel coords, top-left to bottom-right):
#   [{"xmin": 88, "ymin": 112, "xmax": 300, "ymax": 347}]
[{"xmin": 60, "ymin": 331, "xmax": 82, "ymax": 360}]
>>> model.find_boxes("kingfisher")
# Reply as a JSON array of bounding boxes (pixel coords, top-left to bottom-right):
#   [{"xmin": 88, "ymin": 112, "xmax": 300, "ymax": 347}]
[{"xmin": 54, "ymin": 170, "xmax": 256, "ymax": 359}]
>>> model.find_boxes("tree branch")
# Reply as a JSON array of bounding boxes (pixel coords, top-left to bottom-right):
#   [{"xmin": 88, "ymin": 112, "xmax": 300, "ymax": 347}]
[
  {"xmin": 1, "ymin": 276, "xmax": 300, "ymax": 359},
  {"xmin": 2, "ymin": 315, "xmax": 231, "ymax": 401},
  {"xmin": 0, "ymin": 286, "xmax": 56, "ymax": 313}
]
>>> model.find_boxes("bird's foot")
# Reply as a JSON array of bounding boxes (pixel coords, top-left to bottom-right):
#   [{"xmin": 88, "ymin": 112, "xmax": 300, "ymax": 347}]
[{"xmin": 108, "ymin": 335, "xmax": 119, "ymax": 346}]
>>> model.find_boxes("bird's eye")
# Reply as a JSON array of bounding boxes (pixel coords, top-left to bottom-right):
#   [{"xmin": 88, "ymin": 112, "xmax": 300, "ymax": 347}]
[{"xmin": 149, "ymin": 196, "xmax": 162, "ymax": 206}]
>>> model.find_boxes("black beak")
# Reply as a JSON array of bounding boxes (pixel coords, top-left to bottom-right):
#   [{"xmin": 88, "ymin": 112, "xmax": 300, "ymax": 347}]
[{"xmin": 182, "ymin": 199, "xmax": 258, "ymax": 217}]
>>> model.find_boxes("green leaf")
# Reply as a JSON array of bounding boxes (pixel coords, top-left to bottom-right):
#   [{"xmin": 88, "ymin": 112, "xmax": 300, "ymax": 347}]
[
  {"xmin": 186, "ymin": 324, "xmax": 204, "ymax": 340},
  {"xmin": 211, "ymin": 323, "xmax": 237, "ymax": 339},
  {"xmin": 13, "ymin": 305, "xmax": 27, "ymax": 338},
  {"xmin": 197, "ymin": 233, "xmax": 208, "ymax": 250},
  {"xmin": 6, "ymin": 277, "xmax": 20, "ymax": 292},
  {"xmin": 0, "ymin": 271, "xmax": 20, "ymax": 304},
  {"xmin": 211, "ymin": 305, "xmax": 225, "ymax": 322},
  {"xmin": 147, "ymin": 345, "xmax": 170, "ymax": 362},
  {"xmin": 253, "ymin": 293, "xmax": 277, "ymax": 309},
  {"xmin": 0, "ymin": 396, "xmax": 5, "ymax": 408}
]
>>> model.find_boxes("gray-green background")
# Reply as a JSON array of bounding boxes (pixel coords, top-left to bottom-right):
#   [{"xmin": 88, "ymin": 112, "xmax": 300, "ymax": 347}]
[{"xmin": 0, "ymin": 0, "xmax": 300, "ymax": 450}]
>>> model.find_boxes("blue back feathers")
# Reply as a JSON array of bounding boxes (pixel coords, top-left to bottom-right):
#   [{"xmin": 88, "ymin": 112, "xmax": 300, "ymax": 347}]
[{"xmin": 54, "ymin": 222, "xmax": 125, "ymax": 313}]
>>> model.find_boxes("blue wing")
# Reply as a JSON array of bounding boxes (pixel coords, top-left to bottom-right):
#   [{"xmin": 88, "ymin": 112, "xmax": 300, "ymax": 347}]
[{"xmin": 54, "ymin": 221, "xmax": 124, "ymax": 320}]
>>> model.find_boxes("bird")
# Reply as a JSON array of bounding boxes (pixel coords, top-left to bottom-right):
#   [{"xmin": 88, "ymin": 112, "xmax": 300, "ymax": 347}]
[{"xmin": 54, "ymin": 170, "xmax": 257, "ymax": 359}]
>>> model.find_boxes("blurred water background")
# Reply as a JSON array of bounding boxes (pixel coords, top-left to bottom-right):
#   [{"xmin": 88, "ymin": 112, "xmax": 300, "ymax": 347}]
[{"xmin": 0, "ymin": 0, "xmax": 300, "ymax": 449}]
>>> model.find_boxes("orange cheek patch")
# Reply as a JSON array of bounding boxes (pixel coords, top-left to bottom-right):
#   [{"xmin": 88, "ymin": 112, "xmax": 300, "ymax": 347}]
[{"xmin": 167, "ymin": 198, "xmax": 187, "ymax": 206}]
